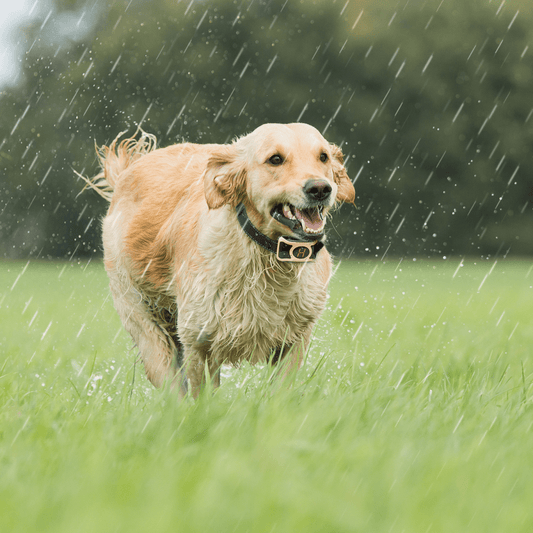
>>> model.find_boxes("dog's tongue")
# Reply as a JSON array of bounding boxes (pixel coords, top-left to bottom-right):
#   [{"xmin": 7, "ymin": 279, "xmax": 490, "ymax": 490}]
[{"xmin": 293, "ymin": 207, "xmax": 322, "ymax": 231}]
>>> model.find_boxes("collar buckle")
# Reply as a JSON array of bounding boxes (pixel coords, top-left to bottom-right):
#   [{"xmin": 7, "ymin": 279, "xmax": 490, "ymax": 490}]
[{"xmin": 276, "ymin": 236, "xmax": 317, "ymax": 263}]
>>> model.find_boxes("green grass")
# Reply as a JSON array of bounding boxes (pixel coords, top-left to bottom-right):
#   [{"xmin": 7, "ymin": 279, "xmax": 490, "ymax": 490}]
[{"xmin": 1, "ymin": 257, "xmax": 533, "ymax": 533}]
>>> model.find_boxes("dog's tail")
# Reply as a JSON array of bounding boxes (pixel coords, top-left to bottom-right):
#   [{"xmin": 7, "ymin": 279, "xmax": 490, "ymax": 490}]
[{"xmin": 76, "ymin": 129, "xmax": 157, "ymax": 201}]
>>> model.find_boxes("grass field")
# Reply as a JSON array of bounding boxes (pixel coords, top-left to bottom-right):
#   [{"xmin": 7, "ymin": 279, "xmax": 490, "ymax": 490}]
[{"xmin": 1, "ymin": 258, "xmax": 533, "ymax": 533}]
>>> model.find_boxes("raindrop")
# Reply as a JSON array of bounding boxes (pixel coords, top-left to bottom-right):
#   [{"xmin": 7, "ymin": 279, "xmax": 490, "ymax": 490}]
[
  {"xmin": 507, "ymin": 165, "xmax": 519, "ymax": 186},
  {"xmin": 77, "ymin": 203, "xmax": 88, "ymax": 222},
  {"xmin": 352, "ymin": 10, "xmax": 363, "ymax": 30},
  {"xmin": 495, "ymin": 155, "xmax": 506, "ymax": 171},
  {"xmin": 353, "ymin": 165, "xmax": 364, "ymax": 183},
  {"xmin": 41, "ymin": 321, "xmax": 52, "ymax": 341},
  {"xmin": 11, "ymin": 104, "xmax": 31, "ymax": 135},
  {"xmin": 388, "ymin": 47, "xmax": 400, "ymax": 67},
  {"xmin": 110, "ymin": 54, "xmax": 122, "ymax": 74},
  {"xmin": 394, "ymin": 216, "xmax": 405, "ymax": 235},
  {"xmin": 395, "ymin": 61, "xmax": 405, "ymax": 78},
  {"xmin": 388, "ymin": 203, "xmax": 400, "ymax": 223},
  {"xmin": 196, "ymin": 9, "xmax": 208, "ymax": 31},
  {"xmin": 238, "ymin": 60, "xmax": 251, "ymax": 79},
  {"xmin": 323, "ymin": 104, "xmax": 341, "ymax": 134},
  {"xmin": 141, "ymin": 259, "xmax": 153, "ymax": 278},
  {"xmin": 478, "ymin": 104, "xmax": 498, "ymax": 135},
  {"xmin": 184, "ymin": 0, "xmax": 194, "ymax": 16},
  {"xmin": 83, "ymin": 218, "xmax": 94, "ymax": 234},
  {"xmin": 297, "ymin": 102, "xmax": 309, "ymax": 122},
  {"xmin": 452, "ymin": 259, "xmax": 464, "ymax": 278},
  {"xmin": 266, "ymin": 54, "xmax": 278, "ymax": 74},
  {"xmin": 508, "ymin": 323, "xmax": 519, "ymax": 340},
  {"xmin": 452, "ymin": 102, "xmax": 465, "ymax": 123},
  {"xmin": 507, "ymin": 10, "xmax": 519, "ymax": 30},
  {"xmin": 167, "ymin": 104, "xmax": 186, "ymax": 134},
  {"xmin": 232, "ymin": 11, "xmax": 241, "ymax": 27},
  {"xmin": 478, "ymin": 261, "xmax": 498, "ymax": 292},
  {"xmin": 422, "ymin": 210, "xmax": 434, "ymax": 229},
  {"xmin": 138, "ymin": 102, "xmax": 153, "ymax": 127},
  {"xmin": 339, "ymin": 311, "xmax": 350, "ymax": 327},
  {"xmin": 22, "ymin": 296, "xmax": 33, "ymax": 314},
  {"xmin": 352, "ymin": 321, "xmax": 364, "ymax": 340},
  {"xmin": 40, "ymin": 10, "xmax": 52, "ymax": 31},
  {"xmin": 232, "ymin": 46, "xmax": 245, "ymax": 67},
  {"xmin": 11, "ymin": 261, "xmax": 30, "ymax": 291},
  {"xmin": 40, "ymin": 166, "xmax": 52, "ymax": 186}
]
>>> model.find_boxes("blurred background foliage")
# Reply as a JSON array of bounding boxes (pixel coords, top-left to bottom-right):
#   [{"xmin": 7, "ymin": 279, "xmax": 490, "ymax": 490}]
[{"xmin": 0, "ymin": 0, "xmax": 532, "ymax": 260}]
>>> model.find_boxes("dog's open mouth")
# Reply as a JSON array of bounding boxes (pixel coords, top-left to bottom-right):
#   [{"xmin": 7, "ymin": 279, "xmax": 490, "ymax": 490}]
[{"xmin": 271, "ymin": 203, "xmax": 326, "ymax": 238}]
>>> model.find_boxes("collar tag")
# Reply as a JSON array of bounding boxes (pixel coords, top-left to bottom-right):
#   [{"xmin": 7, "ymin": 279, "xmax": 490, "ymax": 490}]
[{"xmin": 276, "ymin": 236, "xmax": 317, "ymax": 263}]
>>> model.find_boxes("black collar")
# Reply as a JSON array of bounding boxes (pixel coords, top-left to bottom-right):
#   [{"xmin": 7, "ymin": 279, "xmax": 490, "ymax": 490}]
[{"xmin": 235, "ymin": 203, "xmax": 324, "ymax": 262}]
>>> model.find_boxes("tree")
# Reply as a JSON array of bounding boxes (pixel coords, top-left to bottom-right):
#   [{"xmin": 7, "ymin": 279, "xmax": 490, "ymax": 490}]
[{"xmin": 1, "ymin": 0, "xmax": 531, "ymax": 260}]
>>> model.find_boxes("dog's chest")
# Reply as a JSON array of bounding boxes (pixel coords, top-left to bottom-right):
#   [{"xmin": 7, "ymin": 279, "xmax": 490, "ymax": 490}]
[
  {"xmin": 179, "ymin": 259, "xmax": 327, "ymax": 363},
  {"xmin": 210, "ymin": 265, "xmax": 326, "ymax": 362}
]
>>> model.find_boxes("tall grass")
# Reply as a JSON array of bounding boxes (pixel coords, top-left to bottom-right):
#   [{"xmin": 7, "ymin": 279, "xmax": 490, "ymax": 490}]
[{"xmin": 1, "ymin": 258, "xmax": 532, "ymax": 532}]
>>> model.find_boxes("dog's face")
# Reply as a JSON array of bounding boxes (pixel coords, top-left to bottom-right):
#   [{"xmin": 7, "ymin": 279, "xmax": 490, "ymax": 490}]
[{"xmin": 204, "ymin": 123, "xmax": 355, "ymax": 241}]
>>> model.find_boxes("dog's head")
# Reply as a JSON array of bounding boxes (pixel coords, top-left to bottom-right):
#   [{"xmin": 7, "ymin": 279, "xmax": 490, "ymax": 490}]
[{"xmin": 203, "ymin": 123, "xmax": 355, "ymax": 242}]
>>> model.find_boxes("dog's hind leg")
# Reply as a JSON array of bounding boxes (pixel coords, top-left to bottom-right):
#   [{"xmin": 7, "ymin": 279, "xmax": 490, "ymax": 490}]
[
  {"xmin": 172, "ymin": 335, "xmax": 188, "ymax": 395},
  {"xmin": 107, "ymin": 270, "xmax": 187, "ymax": 397},
  {"xmin": 268, "ymin": 331, "xmax": 312, "ymax": 386}
]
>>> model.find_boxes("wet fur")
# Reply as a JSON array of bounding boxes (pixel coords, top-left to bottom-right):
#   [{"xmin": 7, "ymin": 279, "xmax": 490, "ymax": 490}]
[{"xmin": 81, "ymin": 123, "xmax": 354, "ymax": 397}]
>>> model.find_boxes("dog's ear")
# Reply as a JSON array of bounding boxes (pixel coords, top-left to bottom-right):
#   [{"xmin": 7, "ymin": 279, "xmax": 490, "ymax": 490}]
[
  {"xmin": 329, "ymin": 143, "xmax": 355, "ymax": 205},
  {"xmin": 204, "ymin": 145, "xmax": 247, "ymax": 209}
]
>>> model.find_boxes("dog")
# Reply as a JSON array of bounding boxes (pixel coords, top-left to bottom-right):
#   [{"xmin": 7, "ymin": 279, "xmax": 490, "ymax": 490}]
[{"xmin": 81, "ymin": 123, "xmax": 355, "ymax": 397}]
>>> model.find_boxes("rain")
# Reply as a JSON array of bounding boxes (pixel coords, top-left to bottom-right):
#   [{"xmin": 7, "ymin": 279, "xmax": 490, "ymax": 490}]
[{"xmin": 1, "ymin": 0, "xmax": 533, "ymax": 531}]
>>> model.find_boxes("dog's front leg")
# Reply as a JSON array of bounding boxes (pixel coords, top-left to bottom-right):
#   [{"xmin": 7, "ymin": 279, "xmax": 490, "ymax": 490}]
[
  {"xmin": 271, "ymin": 331, "xmax": 312, "ymax": 384},
  {"xmin": 183, "ymin": 349, "xmax": 221, "ymax": 399}
]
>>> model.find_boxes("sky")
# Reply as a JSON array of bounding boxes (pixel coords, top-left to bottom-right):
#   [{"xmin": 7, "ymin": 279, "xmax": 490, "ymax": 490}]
[
  {"xmin": 0, "ymin": 0, "xmax": 37, "ymax": 88},
  {"xmin": 0, "ymin": 0, "xmax": 97, "ymax": 89}
]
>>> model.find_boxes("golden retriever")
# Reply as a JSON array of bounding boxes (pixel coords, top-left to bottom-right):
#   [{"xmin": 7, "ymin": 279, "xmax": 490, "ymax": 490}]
[{"xmin": 82, "ymin": 123, "xmax": 355, "ymax": 397}]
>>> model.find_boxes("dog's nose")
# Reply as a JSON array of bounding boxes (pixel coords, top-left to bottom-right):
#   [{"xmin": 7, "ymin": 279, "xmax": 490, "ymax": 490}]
[{"xmin": 303, "ymin": 179, "xmax": 332, "ymax": 202}]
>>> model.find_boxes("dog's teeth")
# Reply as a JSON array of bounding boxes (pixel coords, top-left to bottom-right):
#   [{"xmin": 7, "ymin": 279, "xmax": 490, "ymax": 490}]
[
  {"xmin": 301, "ymin": 218, "xmax": 325, "ymax": 235},
  {"xmin": 283, "ymin": 204, "xmax": 295, "ymax": 220}
]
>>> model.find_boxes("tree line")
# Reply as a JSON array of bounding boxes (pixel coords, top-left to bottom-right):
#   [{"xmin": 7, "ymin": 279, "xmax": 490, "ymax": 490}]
[{"xmin": 1, "ymin": 0, "xmax": 532, "ymax": 260}]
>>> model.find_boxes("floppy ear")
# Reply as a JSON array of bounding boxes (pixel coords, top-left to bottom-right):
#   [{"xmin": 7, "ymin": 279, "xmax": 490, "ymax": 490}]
[
  {"xmin": 330, "ymin": 144, "xmax": 355, "ymax": 205},
  {"xmin": 203, "ymin": 145, "xmax": 247, "ymax": 209}
]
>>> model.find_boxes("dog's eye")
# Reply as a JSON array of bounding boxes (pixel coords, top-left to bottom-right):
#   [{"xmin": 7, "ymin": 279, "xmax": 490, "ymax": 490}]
[
  {"xmin": 268, "ymin": 154, "xmax": 284, "ymax": 166},
  {"xmin": 320, "ymin": 152, "xmax": 328, "ymax": 163}
]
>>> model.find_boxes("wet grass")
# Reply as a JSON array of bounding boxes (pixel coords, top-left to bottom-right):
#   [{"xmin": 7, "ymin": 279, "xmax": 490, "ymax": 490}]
[{"xmin": 1, "ymin": 257, "xmax": 533, "ymax": 533}]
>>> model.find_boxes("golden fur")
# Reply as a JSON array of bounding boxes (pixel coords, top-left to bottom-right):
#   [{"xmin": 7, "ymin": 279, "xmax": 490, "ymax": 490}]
[{"xmin": 82, "ymin": 123, "xmax": 355, "ymax": 397}]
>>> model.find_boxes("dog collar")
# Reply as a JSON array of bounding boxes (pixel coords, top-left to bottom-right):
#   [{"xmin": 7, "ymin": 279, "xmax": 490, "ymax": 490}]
[{"xmin": 235, "ymin": 203, "xmax": 324, "ymax": 262}]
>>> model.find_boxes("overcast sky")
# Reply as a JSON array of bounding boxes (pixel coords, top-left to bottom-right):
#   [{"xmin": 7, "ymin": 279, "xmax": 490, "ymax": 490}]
[
  {"xmin": 0, "ymin": 0, "xmax": 38, "ymax": 88},
  {"xmin": 0, "ymin": 0, "xmax": 98, "ymax": 89}
]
